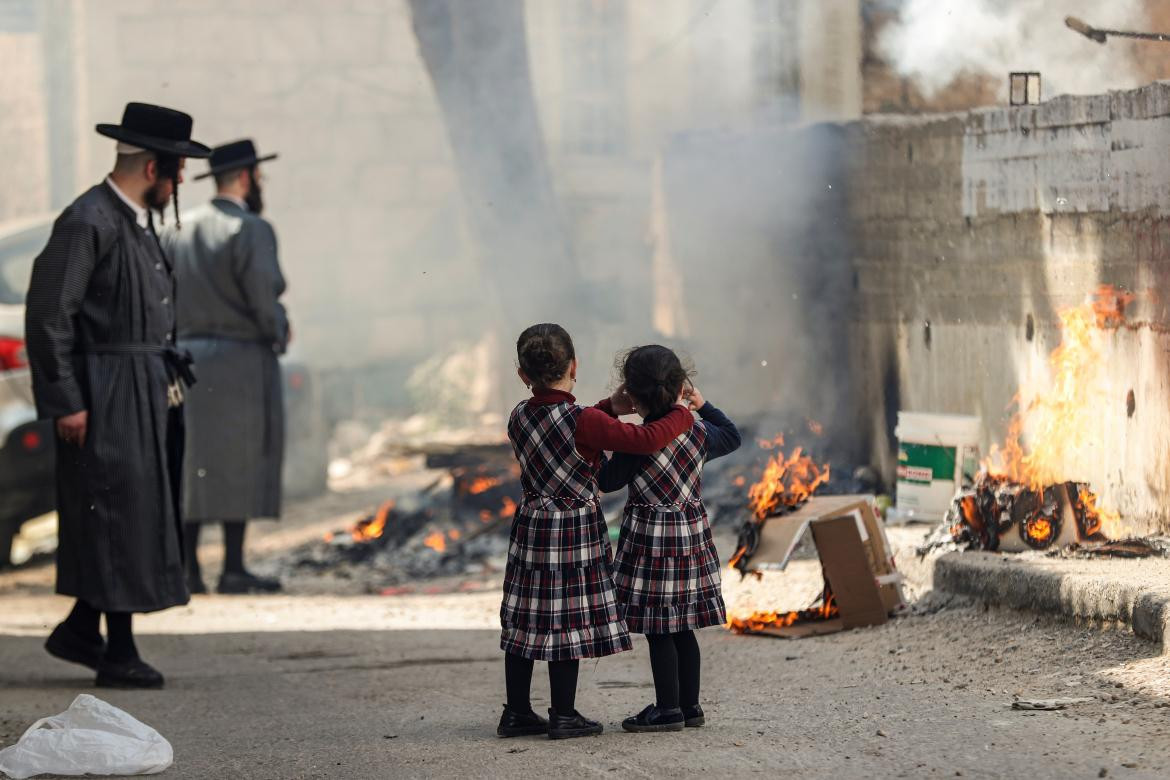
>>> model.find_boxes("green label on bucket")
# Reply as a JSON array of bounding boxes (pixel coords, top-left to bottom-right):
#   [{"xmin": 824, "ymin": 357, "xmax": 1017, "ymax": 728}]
[{"xmin": 897, "ymin": 443, "xmax": 956, "ymax": 484}]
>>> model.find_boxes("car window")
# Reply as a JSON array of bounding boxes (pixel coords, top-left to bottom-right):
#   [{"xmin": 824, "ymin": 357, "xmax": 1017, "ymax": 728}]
[{"xmin": 0, "ymin": 250, "xmax": 36, "ymax": 305}]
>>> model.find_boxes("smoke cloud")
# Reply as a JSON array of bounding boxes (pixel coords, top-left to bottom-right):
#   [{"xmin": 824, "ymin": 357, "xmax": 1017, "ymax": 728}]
[{"xmin": 879, "ymin": 0, "xmax": 1149, "ymax": 99}]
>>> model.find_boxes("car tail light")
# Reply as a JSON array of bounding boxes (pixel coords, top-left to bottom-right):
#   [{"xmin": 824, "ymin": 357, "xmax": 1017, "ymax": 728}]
[
  {"xmin": 0, "ymin": 337, "xmax": 27, "ymax": 371},
  {"xmin": 21, "ymin": 429, "xmax": 42, "ymax": 451}
]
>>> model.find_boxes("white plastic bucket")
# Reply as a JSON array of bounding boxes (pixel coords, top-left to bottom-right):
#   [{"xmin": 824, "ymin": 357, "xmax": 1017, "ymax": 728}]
[{"xmin": 894, "ymin": 412, "xmax": 981, "ymax": 522}]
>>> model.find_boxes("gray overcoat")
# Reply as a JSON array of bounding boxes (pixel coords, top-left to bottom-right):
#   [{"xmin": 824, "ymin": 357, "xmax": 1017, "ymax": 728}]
[
  {"xmin": 162, "ymin": 197, "xmax": 288, "ymax": 523},
  {"xmin": 25, "ymin": 182, "xmax": 189, "ymax": 613}
]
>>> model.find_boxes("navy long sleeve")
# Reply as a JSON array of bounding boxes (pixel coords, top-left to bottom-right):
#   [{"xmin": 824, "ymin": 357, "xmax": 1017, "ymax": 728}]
[
  {"xmin": 597, "ymin": 403, "xmax": 740, "ymax": 493},
  {"xmin": 697, "ymin": 402, "xmax": 741, "ymax": 460}
]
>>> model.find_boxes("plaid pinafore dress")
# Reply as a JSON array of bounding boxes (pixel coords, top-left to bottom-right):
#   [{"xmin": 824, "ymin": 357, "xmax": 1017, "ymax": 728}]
[
  {"xmin": 500, "ymin": 400, "xmax": 633, "ymax": 661},
  {"xmin": 612, "ymin": 422, "xmax": 726, "ymax": 634}
]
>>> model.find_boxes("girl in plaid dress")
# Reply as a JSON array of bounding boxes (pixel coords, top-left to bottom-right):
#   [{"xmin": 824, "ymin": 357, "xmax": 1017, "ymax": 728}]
[
  {"xmin": 498, "ymin": 324, "xmax": 695, "ymax": 740},
  {"xmin": 599, "ymin": 345, "xmax": 741, "ymax": 733}
]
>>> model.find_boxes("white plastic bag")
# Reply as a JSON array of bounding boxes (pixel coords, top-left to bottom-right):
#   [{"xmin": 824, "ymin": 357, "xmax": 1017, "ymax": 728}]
[{"xmin": 0, "ymin": 694, "xmax": 172, "ymax": 779}]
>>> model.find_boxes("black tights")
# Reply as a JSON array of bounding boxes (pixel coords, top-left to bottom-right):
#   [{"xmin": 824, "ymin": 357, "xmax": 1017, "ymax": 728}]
[
  {"xmin": 64, "ymin": 600, "xmax": 139, "ymax": 662},
  {"xmin": 504, "ymin": 653, "xmax": 579, "ymax": 715},
  {"xmin": 184, "ymin": 521, "xmax": 248, "ymax": 580},
  {"xmin": 646, "ymin": 630, "xmax": 701, "ymax": 709}
]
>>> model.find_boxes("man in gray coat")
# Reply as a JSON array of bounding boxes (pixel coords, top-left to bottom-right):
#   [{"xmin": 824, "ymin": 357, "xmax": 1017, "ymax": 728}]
[{"xmin": 163, "ymin": 139, "xmax": 288, "ymax": 594}]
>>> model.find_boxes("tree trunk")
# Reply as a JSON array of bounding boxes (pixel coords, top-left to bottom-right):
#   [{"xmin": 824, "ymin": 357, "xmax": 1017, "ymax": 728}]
[{"xmin": 409, "ymin": 0, "xmax": 582, "ymax": 329}]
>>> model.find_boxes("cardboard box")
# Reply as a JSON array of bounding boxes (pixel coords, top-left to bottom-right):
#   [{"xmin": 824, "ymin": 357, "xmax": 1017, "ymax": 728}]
[{"xmin": 741, "ymin": 495, "xmax": 904, "ymax": 637}]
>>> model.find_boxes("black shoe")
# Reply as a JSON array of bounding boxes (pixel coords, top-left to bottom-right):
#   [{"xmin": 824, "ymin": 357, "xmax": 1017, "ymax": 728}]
[
  {"xmin": 187, "ymin": 574, "xmax": 208, "ymax": 595},
  {"xmin": 621, "ymin": 704, "xmax": 685, "ymax": 733},
  {"xmin": 95, "ymin": 657, "xmax": 165, "ymax": 689},
  {"xmin": 217, "ymin": 570, "xmax": 282, "ymax": 594},
  {"xmin": 45, "ymin": 622, "xmax": 105, "ymax": 671},
  {"xmin": 682, "ymin": 704, "xmax": 705, "ymax": 727},
  {"xmin": 497, "ymin": 704, "xmax": 549, "ymax": 737},
  {"xmin": 548, "ymin": 709, "xmax": 603, "ymax": 739}
]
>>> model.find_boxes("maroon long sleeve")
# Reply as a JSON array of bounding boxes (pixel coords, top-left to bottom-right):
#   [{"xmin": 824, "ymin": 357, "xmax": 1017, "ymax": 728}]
[
  {"xmin": 576, "ymin": 399, "xmax": 693, "ymax": 464},
  {"xmin": 526, "ymin": 389, "xmax": 693, "ymax": 466}
]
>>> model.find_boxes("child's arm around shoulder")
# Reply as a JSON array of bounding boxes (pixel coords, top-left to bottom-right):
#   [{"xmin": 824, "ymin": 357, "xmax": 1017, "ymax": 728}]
[
  {"xmin": 689, "ymin": 387, "xmax": 741, "ymax": 461},
  {"xmin": 579, "ymin": 393, "xmax": 693, "ymax": 455}
]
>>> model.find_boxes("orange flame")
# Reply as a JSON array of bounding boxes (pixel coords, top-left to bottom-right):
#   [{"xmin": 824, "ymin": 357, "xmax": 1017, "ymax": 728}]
[
  {"xmin": 1075, "ymin": 486, "xmax": 1121, "ymax": 539},
  {"xmin": 727, "ymin": 591, "xmax": 838, "ymax": 633},
  {"xmin": 1024, "ymin": 515, "xmax": 1053, "ymax": 544},
  {"xmin": 349, "ymin": 500, "xmax": 396, "ymax": 542},
  {"xmin": 807, "ymin": 420, "xmax": 824, "ymax": 436},
  {"xmin": 499, "ymin": 496, "xmax": 517, "ymax": 518},
  {"xmin": 984, "ymin": 285, "xmax": 1129, "ymax": 528},
  {"xmin": 423, "ymin": 532, "xmax": 446, "ymax": 552},
  {"xmin": 746, "ymin": 435, "xmax": 831, "ymax": 521},
  {"xmin": 467, "ymin": 476, "xmax": 502, "ymax": 495}
]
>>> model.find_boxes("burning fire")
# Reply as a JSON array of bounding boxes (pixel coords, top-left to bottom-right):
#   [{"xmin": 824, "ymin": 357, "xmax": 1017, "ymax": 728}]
[
  {"xmin": 727, "ymin": 588, "xmax": 838, "ymax": 634},
  {"xmin": 1074, "ymin": 486, "xmax": 1114, "ymax": 538},
  {"xmin": 726, "ymin": 436, "xmax": 831, "ymax": 571},
  {"xmin": 746, "ymin": 435, "xmax": 831, "ymax": 521},
  {"xmin": 466, "ymin": 475, "xmax": 502, "ymax": 495},
  {"xmin": 479, "ymin": 496, "xmax": 518, "ymax": 523},
  {"xmin": 981, "ymin": 285, "xmax": 1131, "ymax": 539},
  {"xmin": 341, "ymin": 500, "xmax": 396, "ymax": 543},
  {"xmin": 423, "ymin": 532, "xmax": 447, "ymax": 553}
]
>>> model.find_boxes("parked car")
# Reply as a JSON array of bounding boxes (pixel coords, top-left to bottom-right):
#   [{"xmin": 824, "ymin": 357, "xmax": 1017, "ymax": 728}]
[
  {"xmin": 0, "ymin": 215, "xmax": 327, "ymax": 566},
  {"xmin": 0, "ymin": 216, "xmax": 57, "ymax": 567}
]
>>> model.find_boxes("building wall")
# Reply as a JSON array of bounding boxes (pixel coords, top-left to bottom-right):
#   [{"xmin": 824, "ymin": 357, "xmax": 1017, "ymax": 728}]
[
  {"xmin": 844, "ymin": 82, "xmax": 1170, "ymax": 534},
  {"xmin": 74, "ymin": 0, "xmax": 482, "ymax": 371},
  {"xmin": 2, "ymin": 0, "xmax": 863, "ymax": 408},
  {"xmin": 0, "ymin": 2, "xmax": 53, "ymax": 224}
]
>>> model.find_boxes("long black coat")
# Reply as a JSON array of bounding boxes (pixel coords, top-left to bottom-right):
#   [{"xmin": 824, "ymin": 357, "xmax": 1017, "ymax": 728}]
[
  {"xmin": 24, "ymin": 182, "xmax": 189, "ymax": 613},
  {"xmin": 163, "ymin": 198, "xmax": 288, "ymax": 522}
]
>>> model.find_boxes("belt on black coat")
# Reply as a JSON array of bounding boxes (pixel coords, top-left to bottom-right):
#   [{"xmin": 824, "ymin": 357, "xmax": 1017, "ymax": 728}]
[{"xmin": 80, "ymin": 343, "xmax": 197, "ymax": 387}]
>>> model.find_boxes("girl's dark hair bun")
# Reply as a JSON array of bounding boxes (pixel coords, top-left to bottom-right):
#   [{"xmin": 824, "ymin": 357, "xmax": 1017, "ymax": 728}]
[
  {"xmin": 517, "ymin": 324, "xmax": 576, "ymax": 388},
  {"xmin": 619, "ymin": 345, "xmax": 692, "ymax": 418}
]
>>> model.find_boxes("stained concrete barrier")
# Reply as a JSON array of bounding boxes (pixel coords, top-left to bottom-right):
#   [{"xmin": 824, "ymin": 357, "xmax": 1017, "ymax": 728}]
[{"xmin": 934, "ymin": 551, "xmax": 1170, "ymax": 652}]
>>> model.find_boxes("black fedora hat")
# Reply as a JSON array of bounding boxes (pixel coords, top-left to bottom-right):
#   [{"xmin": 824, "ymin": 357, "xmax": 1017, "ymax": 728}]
[
  {"xmin": 96, "ymin": 102, "xmax": 211, "ymax": 158},
  {"xmin": 194, "ymin": 139, "xmax": 279, "ymax": 180}
]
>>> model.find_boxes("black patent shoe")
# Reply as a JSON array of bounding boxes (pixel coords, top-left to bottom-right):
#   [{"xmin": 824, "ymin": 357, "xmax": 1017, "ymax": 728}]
[
  {"xmin": 682, "ymin": 704, "xmax": 705, "ymax": 727},
  {"xmin": 95, "ymin": 657, "xmax": 165, "ymax": 689},
  {"xmin": 217, "ymin": 570, "xmax": 282, "ymax": 594},
  {"xmin": 497, "ymin": 704, "xmax": 549, "ymax": 737},
  {"xmin": 548, "ymin": 709, "xmax": 603, "ymax": 739},
  {"xmin": 45, "ymin": 622, "xmax": 105, "ymax": 671},
  {"xmin": 621, "ymin": 704, "xmax": 685, "ymax": 733}
]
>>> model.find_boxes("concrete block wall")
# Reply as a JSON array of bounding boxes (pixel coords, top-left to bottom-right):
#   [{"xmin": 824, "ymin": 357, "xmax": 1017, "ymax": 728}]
[{"xmin": 844, "ymin": 82, "xmax": 1170, "ymax": 535}]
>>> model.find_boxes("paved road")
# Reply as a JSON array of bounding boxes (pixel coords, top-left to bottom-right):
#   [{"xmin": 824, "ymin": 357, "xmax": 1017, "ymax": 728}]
[
  {"xmin": 2, "ymin": 484, "xmax": 1167, "ymax": 778},
  {"xmin": 1, "ymin": 591, "xmax": 1167, "ymax": 779}
]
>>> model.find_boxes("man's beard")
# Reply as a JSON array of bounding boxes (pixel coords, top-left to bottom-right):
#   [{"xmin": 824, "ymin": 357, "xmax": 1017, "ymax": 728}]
[
  {"xmin": 244, "ymin": 178, "xmax": 263, "ymax": 215},
  {"xmin": 145, "ymin": 180, "xmax": 170, "ymax": 213}
]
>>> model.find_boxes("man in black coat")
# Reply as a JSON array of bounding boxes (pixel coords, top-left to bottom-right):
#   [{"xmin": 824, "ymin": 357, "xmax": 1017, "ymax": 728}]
[
  {"xmin": 25, "ymin": 102, "xmax": 210, "ymax": 689},
  {"xmin": 163, "ymin": 140, "xmax": 288, "ymax": 594}
]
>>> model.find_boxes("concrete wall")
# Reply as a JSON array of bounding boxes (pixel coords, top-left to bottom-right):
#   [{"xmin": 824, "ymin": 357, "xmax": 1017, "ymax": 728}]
[{"xmin": 845, "ymin": 81, "xmax": 1170, "ymax": 535}]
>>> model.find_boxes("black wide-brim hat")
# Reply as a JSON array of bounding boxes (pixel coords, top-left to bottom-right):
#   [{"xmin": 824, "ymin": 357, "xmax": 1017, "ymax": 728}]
[
  {"xmin": 194, "ymin": 139, "xmax": 279, "ymax": 180},
  {"xmin": 96, "ymin": 102, "xmax": 211, "ymax": 158}
]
